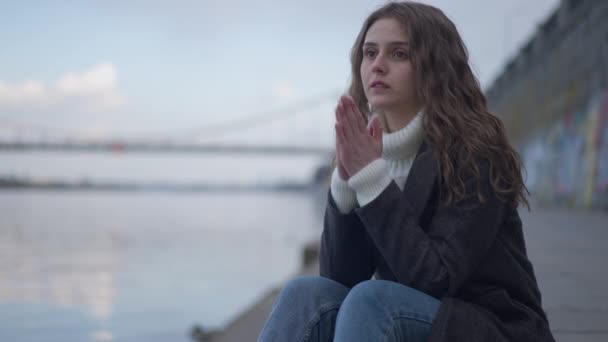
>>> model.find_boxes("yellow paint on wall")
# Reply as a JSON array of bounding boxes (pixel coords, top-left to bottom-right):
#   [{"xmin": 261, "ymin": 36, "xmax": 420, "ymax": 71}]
[{"xmin": 583, "ymin": 94, "xmax": 601, "ymax": 207}]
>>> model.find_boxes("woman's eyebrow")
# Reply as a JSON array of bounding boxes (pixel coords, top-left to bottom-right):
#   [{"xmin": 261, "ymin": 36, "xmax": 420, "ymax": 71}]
[{"xmin": 363, "ymin": 41, "xmax": 409, "ymax": 47}]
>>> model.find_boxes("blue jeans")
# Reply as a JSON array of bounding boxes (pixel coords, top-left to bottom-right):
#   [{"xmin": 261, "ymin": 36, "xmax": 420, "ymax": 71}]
[{"xmin": 258, "ymin": 276, "xmax": 441, "ymax": 342}]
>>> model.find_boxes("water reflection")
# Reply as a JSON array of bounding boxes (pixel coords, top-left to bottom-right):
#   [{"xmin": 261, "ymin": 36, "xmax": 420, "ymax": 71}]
[
  {"xmin": 0, "ymin": 189, "xmax": 324, "ymax": 341},
  {"xmin": 0, "ymin": 222, "xmax": 120, "ymax": 326},
  {"xmin": 91, "ymin": 330, "xmax": 113, "ymax": 341}
]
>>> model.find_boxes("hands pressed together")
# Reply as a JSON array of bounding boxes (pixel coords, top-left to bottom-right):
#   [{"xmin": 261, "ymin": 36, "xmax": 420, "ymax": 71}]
[{"xmin": 334, "ymin": 95, "xmax": 383, "ymax": 181}]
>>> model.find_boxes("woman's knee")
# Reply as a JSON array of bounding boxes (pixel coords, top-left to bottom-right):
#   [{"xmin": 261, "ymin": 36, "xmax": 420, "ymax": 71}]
[
  {"xmin": 260, "ymin": 276, "xmax": 348, "ymax": 342},
  {"xmin": 278, "ymin": 276, "xmax": 349, "ymax": 306},
  {"xmin": 341, "ymin": 280, "xmax": 387, "ymax": 311},
  {"xmin": 335, "ymin": 281, "xmax": 439, "ymax": 341},
  {"xmin": 343, "ymin": 280, "xmax": 440, "ymax": 315}
]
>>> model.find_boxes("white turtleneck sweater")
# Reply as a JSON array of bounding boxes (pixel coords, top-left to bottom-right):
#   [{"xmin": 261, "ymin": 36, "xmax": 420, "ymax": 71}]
[{"xmin": 330, "ymin": 111, "xmax": 425, "ymax": 214}]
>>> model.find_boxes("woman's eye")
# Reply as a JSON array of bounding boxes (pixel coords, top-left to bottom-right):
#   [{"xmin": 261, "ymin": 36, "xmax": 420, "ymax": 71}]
[
  {"xmin": 393, "ymin": 50, "xmax": 408, "ymax": 59},
  {"xmin": 364, "ymin": 49, "xmax": 377, "ymax": 58}
]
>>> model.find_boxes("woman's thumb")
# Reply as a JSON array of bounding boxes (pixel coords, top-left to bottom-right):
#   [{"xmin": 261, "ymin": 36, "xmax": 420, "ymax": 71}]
[{"xmin": 367, "ymin": 114, "xmax": 383, "ymax": 139}]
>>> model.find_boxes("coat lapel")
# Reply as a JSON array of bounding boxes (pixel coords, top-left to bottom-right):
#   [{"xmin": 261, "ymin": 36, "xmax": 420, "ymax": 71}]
[{"xmin": 401, "ymin": 140, "xmax": 439, "ymax": 221}]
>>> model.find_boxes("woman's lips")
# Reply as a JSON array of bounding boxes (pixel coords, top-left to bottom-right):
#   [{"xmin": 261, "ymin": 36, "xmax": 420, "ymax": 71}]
[
  {"xmin": 370, "ymin": 81, "xmax": 390, "ymax": 89},
  {"xmin": 370, "ymin": 81, "xmax": 390, "ymax": 93}
]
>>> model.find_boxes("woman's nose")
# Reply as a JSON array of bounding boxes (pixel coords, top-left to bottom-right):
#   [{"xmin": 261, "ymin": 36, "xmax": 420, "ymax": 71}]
[{"xmin": 371, "ymin": 56, "xmax": 386, "ymax": 74}]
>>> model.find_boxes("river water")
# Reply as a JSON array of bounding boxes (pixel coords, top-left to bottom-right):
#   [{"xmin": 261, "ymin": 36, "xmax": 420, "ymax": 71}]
[{"xmin": 0, "ymin": 151, "xmax": 329, "ymax": 341}]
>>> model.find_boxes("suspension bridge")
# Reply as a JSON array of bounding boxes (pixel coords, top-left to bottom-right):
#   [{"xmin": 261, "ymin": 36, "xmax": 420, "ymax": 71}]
[
  {"xmin": 0, "ymin": 91, "xmax": 342, "ymax": 190},
  {"xmin": 0, "ymin": 91, "xmax": 339, "ymax": 156}
]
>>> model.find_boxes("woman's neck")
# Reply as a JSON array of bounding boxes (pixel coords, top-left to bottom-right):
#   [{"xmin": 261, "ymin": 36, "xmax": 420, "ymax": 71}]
[{"xmin": 382, "ymin": 105, "xmax": 421, "ymax": 133}]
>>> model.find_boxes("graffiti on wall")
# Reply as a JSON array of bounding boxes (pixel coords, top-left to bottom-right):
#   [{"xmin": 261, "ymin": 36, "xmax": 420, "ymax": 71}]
[
  {"xmin": 521, "ymin": 89, "xmax": 608, "ymax": 209},
  {"xmin": 594, "ymin": 92, "xmax": 608, "ymax": 206}
]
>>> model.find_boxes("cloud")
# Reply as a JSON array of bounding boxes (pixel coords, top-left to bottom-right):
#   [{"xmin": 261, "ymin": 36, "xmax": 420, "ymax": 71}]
[
  {"xmin": 0, "ymin": 63, "xmax": 126, "ymax": 114},
  {"xmin": 271, "ymin": 81, "xmax": 297, "ymax": 100}
]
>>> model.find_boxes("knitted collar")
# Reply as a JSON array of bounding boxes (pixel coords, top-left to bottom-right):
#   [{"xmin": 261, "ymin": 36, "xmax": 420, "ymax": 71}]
[{"xmin": 381, "ymin": 111, "xmax": 425, "ymax": 160}]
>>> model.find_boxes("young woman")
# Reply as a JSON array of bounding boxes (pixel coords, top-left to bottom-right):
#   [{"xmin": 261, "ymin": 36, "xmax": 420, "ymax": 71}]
[{"xmin": 258, "ymin": 2, "xmax": 555, "ymax": 341}]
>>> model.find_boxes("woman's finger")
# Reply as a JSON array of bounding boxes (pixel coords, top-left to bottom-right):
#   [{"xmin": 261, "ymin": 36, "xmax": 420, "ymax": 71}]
[
  {"xmin": 338, "ymin": 99, "xmax": 356, "ymax": 141},
  {"xmin": 335, "ymin": 124, "xmax": 352, "ymax": 179},
  {"xmin": 349, "ymin": 99, "xmax": 366, "ymax": 133},
  {"xmin": 335, "ymin": 122, "xmax": 339, "ymax": 147},
  {"xmin": 340, "ymin": 97, "xmax": 359, "ymax": 141},
  {"xmin": 338, "ymin": 102, "xmax": 355, "ymax": 142},
  {"xmin": 335, "ymin": 123, "xmax": 348, "ymax": 160},
  {"xmin": 335, "ymin": 104, "xmax": 340, "ymax": 123},
  {"xmin": 337, "ymin": 101, "xmax": 347, "ymax": 124},
  {"xmin": 346, "ymin": 96, "xmax": 366, "ymax": 133}
]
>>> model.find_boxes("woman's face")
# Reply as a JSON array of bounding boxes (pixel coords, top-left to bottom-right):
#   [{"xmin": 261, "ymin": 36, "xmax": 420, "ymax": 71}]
[{"xmin": 360, "ymin": 18, "xmax": 417, "ymax": 114}]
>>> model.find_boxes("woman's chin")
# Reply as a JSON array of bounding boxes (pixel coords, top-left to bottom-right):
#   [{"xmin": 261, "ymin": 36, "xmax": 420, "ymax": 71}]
[
  {"xmin": 369, "ymin": 99, "xmax": 394, "ymax": 112},
  {"xmin": 368, "ymin": 92, "xmax": 398, "ymax": 105}
]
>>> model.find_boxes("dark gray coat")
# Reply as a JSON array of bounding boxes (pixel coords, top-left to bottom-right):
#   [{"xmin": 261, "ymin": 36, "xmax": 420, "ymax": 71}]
[{"xmin": 320, "ymin": 141, "xmax": 555, "ymax": 342}]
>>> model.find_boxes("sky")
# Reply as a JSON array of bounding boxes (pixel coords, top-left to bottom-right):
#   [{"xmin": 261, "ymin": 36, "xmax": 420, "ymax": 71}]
[{"xmin": 0, "ymin": 0, "xmax": 560, "ymax": 143}]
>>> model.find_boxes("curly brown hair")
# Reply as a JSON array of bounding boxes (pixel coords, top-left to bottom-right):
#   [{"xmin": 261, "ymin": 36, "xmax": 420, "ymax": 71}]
[{"xmin": 347, "ymin": 1, "xmax": 529, "ymax": 209}]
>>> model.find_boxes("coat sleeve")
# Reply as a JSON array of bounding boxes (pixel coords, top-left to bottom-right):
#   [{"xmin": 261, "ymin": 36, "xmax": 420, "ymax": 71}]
[
  {"xmin": 355, "ymin": 166, "xmax": 508, "ymax": 298},
  {"xmin": 319, "ymin": 190, "xmax": 376, "ymax": 288}
]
